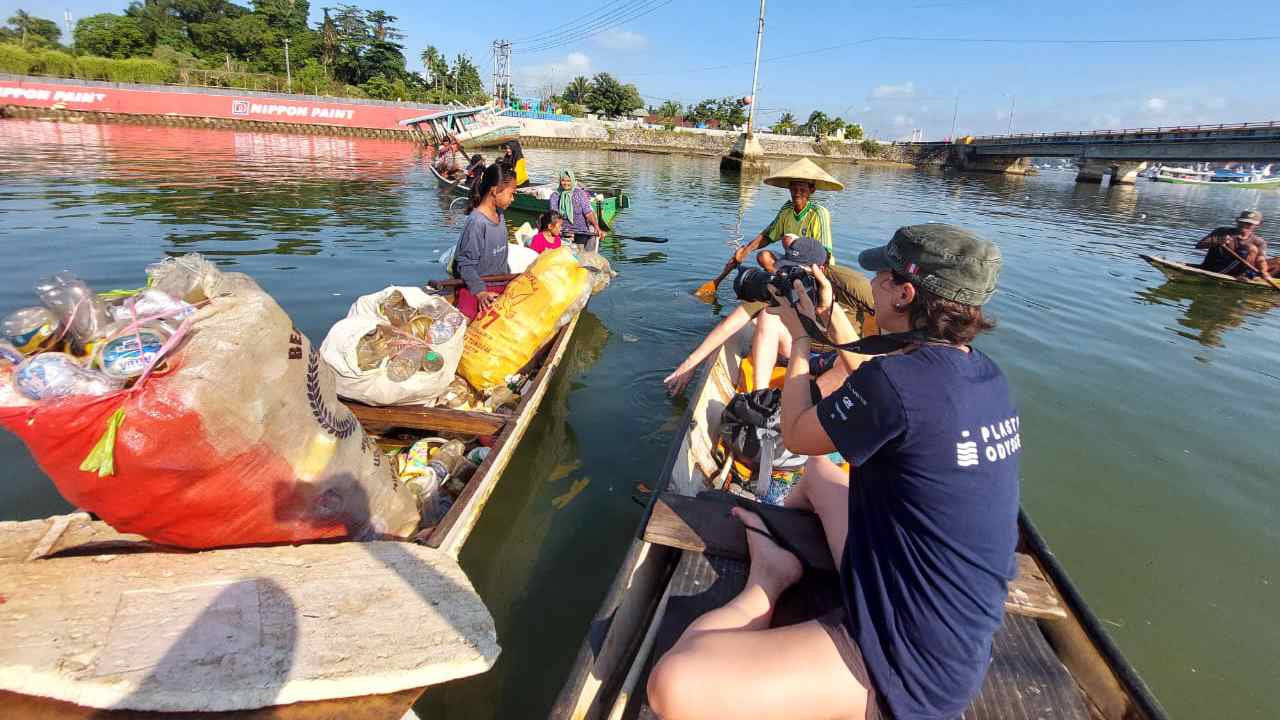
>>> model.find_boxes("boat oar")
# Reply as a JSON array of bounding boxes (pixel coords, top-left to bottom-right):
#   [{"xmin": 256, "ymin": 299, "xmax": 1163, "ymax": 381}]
[
  {"xmin": 694, "ymin": 262, "xmax": 738, "ymax": 303},
  {"xmin": 1221, "ymin": 244, "xmax": 1280, "ymax": 292},
  {"xmin": 606, "ymin": 233, "xmax": 669, "ymax": 244}
]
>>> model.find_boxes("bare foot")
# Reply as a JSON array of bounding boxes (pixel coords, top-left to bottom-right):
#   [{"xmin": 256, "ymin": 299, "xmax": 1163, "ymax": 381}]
[{"xmin": 732, "ymin": 507, "xmax": 803, "ymax": 599}]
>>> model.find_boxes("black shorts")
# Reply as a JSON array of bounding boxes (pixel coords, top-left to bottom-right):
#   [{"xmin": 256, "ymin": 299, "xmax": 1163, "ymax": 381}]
[{"xmin": 816, "ymin": 608, "xmax": 893, "ymax": 720}]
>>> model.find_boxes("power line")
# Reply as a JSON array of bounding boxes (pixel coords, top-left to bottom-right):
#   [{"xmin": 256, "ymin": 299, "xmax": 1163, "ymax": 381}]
[
  {"xmin": 629, "ymin": 33, "xmax": 1280, "ymax": 77},
  {"xmin": 509, "ymin": 0, "xmax": 639, "ymax": 45},
  {"xmin": 513, "ymin": 0, "xmax": 674, "ymax": 54}
]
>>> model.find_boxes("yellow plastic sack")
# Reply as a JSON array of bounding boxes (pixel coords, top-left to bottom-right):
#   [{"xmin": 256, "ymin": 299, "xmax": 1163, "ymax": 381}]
[{"xmin": 459, "ymin": 247, "xmax": 589, "ymax": 390}]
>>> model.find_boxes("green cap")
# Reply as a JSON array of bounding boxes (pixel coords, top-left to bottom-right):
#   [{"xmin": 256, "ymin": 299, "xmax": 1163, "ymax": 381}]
[{"xmin": 857, "ymin": 224, "xmax": 1001, "ymax": 306}]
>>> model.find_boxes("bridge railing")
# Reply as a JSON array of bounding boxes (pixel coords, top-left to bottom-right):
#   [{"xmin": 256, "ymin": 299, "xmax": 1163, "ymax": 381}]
[{"xmin": 970, "ymin": 120, "xmax": 1280, "ymax": 143}]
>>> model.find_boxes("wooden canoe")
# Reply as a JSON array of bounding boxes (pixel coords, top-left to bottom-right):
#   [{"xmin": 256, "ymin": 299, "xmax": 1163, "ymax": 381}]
[
  {"xmin": 429, "ymin": 165, "xmax": 627, "ymax": 229},
  {"xmin": 550, "ymin": 327, "xmax": 1170, "ymax": 720},
  {"xmin": 343, "ymin": 274, "xmax": 586, "ymax": 560},
  {"xmin": 0, "ymin": 512, "xmax": 498, "ymax": 718},
  {"xmin": 1141, "ymin": 254, "xmax": 1278, "ymax": 290}
]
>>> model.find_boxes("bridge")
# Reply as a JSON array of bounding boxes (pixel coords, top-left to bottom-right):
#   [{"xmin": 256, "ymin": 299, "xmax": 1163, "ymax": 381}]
[{"xmin": 939, "ymin": 121, "xmax": 1280, "ymax": 184}]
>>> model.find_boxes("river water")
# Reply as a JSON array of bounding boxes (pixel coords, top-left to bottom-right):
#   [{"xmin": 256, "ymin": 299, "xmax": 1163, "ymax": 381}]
[{"xmin": 0, "ymin": 120, "xmax": 1276, "ymax": 719}]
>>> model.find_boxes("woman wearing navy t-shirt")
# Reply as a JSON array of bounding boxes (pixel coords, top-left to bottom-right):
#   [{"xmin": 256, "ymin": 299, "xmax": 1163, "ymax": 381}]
[{"xmin": 649, "ymin": 224, "xmax": 1019, "ymax": 720}]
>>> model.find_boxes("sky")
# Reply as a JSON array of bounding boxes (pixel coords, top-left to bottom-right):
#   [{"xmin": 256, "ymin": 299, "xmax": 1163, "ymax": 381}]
[{"xmin": 8, "ymin": 0, "xmax": 1280, "ymax": 140}]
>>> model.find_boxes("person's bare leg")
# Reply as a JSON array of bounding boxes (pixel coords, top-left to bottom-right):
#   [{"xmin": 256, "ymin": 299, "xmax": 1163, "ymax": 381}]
[
  {"xmin": 751, "ymin": 312, "xmax": 783, "ymax": 390},
  {"xmin": 783, "ymin": 456, "xmax": 850, "ymax": 567},
  {"xmin": 647, "ymin": 508, "xmax": 868, "ymax": 720}
]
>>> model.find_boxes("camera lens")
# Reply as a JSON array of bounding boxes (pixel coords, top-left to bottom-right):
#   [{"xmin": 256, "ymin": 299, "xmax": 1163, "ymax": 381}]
[{"xmin": 732, "ymin": 268, "xmax": 775, "ymax": 303}]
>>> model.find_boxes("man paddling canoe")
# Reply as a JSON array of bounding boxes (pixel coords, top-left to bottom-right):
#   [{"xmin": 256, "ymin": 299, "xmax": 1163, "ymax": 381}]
[
  {"xmin": 723, "ymin": 158, "xmax": 841, "ymax": 271},
  {"xmin": 1196, "ymin": 210, "xmax": 1276, "ymax": 279}
]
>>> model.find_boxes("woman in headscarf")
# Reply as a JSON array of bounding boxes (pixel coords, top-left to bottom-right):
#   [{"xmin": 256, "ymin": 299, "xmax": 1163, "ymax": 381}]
[
  {"xmin": 550, "ymin": 168, "xmax": 602, "ymax": 246},
  {"xmin": 500, "ymin": 140, "xmax": 528, "ymax": 187}
]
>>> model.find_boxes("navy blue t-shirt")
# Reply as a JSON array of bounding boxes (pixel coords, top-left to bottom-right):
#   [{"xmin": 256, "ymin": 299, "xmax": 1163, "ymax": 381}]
[{"xmin": 816, "ymin": 345, "xmax": 1021, "ymax": 720}]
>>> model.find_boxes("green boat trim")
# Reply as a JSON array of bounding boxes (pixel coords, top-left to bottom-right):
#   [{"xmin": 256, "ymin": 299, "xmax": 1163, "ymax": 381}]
[{"xmin": 430, "ymin": 166, "xmax": 627, "ymax": 230}]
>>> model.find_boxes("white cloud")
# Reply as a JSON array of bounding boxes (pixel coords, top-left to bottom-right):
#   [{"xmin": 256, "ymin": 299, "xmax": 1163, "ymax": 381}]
[
  {"xmin": 1145, "ymin": 97, "xmax": 1167, "ymax": 112},
  {"xmin": 872, "ymin": 82, "xmax": 915, "ymax": 99},
  {"xmin": 891, "ymin": 114, "xmax": 913, "ymax": 127},
  {"xmin": 592, "ymin": 29, "xmax": 648, "ymax": 51},
  {"xmin": 514, "ymin": 52, "xmax": 592, "ymax": 94}
]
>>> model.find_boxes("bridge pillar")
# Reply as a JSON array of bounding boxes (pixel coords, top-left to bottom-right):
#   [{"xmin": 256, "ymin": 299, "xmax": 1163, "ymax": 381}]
[
  {"xmin": 1075, "ymin": 159, "xmax": 1108, "ymax": 184},
  {"xmin": 1110, "ymin": 161, "xmax": 1148, "ymax": 185},
  {"xmin": 948, "ymin": 147, "xmax": 1033, "ymax": 175}
]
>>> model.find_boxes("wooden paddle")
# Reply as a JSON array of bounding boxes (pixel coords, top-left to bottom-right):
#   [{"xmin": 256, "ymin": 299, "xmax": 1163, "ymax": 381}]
[
  {"xmin": 694, "ymin": 261, "xmax": 738, "ymax": 302},
  {"xmin": 606, "ymin": 233, "xmax": 668, "ymax": 244},
  {"xmin": 1221, "ymin": 243, "xmax": 1280, "ymax": 292}
]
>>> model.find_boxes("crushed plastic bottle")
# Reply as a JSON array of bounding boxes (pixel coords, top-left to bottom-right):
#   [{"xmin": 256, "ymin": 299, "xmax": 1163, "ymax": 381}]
[
  {"xmin": 13, "ymin": 352, "xmax": 124, "ymax": 401},
  {"xmin": 34, "ymin": 272, "xmax": 111, "ymax": 350},
  {"xmin": 424, "ymin": 304, "xmax": 466, "ymax": 345},
  {"xmin": 0, "ymin": 340, "xmax": 23, "ymax": 369},
  {"xmin": 421, "ymin": 350, "xmax": 444, "ymax": 373},
  {"xmin": 483, "ymin": 386, "xmax": 518, "ymax": 412},
  {"xmin": 381, "ymin": 290, "xmax": 417, "ymax": 328},
  {"xmin": 399, "ymin": 439, "xmax": 454, "ymax": 527},
  {"xmin": 441, "ymin": 375, "xmax": 475, "ymax": 409},
  {"xmin": 386, "ymin": 345, "xmax": 424, "ymax": 382},
  {"xmin": 355, "ymin": 325, "xmax": 394, "ymax": 371},
  {"xmin": 2, "ymin": 306, "xmax": 59, "ymax": 354},
  {"xmin": 145, "ymin": 253, "xmax": 217, "ymax": 303},
  {"xmin": 110, "ymin": 288, "xmax": 195, "ymax": 324},
  {"xmin": 431, "ymin": 439, "xmax": 467, "ymax": 477}
]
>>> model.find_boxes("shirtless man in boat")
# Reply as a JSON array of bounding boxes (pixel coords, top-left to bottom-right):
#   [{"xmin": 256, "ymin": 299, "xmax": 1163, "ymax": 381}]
[{"xmin": 1196, "ymin": 210, "xmax": 1276, "ymax": 279}]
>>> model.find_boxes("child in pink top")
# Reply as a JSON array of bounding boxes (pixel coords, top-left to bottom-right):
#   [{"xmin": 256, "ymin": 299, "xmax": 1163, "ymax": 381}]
[{"xmin": 530, "ymin": 211, "xmax": 564, "ymax": 254}]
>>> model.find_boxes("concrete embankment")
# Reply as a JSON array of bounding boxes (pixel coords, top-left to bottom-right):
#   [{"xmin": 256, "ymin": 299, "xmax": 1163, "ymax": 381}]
[{"xmin": 0, "ymin": 74, "xmax": 948, "ymax": 166}]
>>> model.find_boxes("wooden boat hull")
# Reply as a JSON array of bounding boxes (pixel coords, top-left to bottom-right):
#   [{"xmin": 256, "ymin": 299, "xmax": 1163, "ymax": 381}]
[
  {"xmin": 1141, "ymin": 254, "xmax": 1277, "ymax": 290},
  {"xmin": 0, "ymin": 514, "xmax": 498, "ymax": 718},
  {"xmin": 345, "ymin": 307, "xmax": 583, "ymax": 560},
  {"xmin": 430, "ymin": 166, "xmax": 626, "ymax": 230},
  {"xmin": 550, "ymin": 328, "xmax": 1169, "ymax": 720}
]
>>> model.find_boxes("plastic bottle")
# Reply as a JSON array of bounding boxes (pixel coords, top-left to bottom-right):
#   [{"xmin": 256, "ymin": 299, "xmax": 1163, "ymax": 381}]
[
  {"xmin": 484, "ymin": 386, "xmax": 518, "ymax": 412},
  {"xmin": 442, "ymin": 375, "xmax": 474, "ymax": 409},
  {"xmin": 421, "ymin": 350, "xmax": 444, "ymax": 373},
  {"xmin": 431, "ymin": 439, "xmax": 468, "ymax": 477},
  {"xmin": 111, "ymin": 288, "xmax": 195, "ymax": 323},
  {"xmin": 2, "ymin": 307, "xmax": 59, "ymax": 354},
  {"xmin": 94, "ymin": 323, "xmax": 172, "ymax": 380},
  {"xmin": 13, "ymin": 353, "xmax": 124, "ymax": 401},
  {"xmin": 386, "ymin": 345, "xmax": 423, "ymax": 382},
  {"xmin": 382, "ymin": 290, "xmax": 416, "ymax": 327},
  {"xmin": 424, "ymin": 303, "xmax": 465, "ymax": 344},
  {"xmin": 356, "ymin": 325, "xmax": 393, "ymax": 371},
  {"xmin": 0, "ymin": 340, "xmax": 23, "ymax": 369},
  {"xmin": 34, "ymin": 272, "xmax": 110, "ymax": 350}
]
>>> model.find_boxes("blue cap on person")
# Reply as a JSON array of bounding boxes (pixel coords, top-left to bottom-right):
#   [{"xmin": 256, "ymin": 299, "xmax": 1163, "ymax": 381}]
[{"xmin": 777, "ymin": 234, "xmax": 830, "ymax": 267}]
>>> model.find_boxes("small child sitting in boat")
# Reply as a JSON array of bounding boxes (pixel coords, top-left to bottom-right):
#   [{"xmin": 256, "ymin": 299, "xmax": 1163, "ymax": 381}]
[{"xmin": 530, "ymin": 211, "xmax": 564, "ymax": 254}]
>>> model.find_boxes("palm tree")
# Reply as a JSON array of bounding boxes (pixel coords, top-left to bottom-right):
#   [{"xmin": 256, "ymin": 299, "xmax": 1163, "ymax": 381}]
[
  {"xmin": 563, "ymin": 75, "xmax": 591, "ymax": 104},
  {"xmin": 771, "ymin": 111, "xmax": 796, "ymax": 135},
  {"xmin": 657, "ymin": 100, "xmax": 683, "ymax": 119},
  {"xmin": 8, "ymin": 10, "xmax": 33, "ymax": 45}
]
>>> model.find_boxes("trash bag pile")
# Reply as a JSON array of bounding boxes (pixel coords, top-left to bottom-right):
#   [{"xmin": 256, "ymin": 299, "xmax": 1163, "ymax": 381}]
[
  {"xmin": 0, "ymin": 254, "xmax": 420, "ymax": 549},
  {"xmin": 392, "ymin": 437, "xmax": 493, "ymax": 531},
  {"xmin": 459, "ymin": 246, "xmax": 591, "ymax": 391},
  {"xmin": 321, "ymin": 287, "xmax": 467, "ymax": 407}
]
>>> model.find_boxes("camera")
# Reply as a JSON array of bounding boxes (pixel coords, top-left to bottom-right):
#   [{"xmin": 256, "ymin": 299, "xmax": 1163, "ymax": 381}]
[{"xmin": 733, "ymin": 265, "xmax": 819, "ymax": 308}]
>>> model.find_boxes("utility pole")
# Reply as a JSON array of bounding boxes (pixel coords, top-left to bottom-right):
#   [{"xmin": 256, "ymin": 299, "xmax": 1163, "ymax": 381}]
[
  {"xmin": 491, "ymin": 40, "xmax": 512, "ymax": 107},
  {"xmin": 950, "ymin": 94, "xmax": 958, "ymax": 139},
  {"xmin": 1007, "ymin": 94, "xmax": 1016, "ymax": 135},
  {"xmin": 746, "ymin": 0, "xmax": 765, "ymax": 135},
  {"xmin": 283, "ymin": 38, "xmax": 292, "ymax": 93},
  {"xmin": 63, "ymin": 10, "xmax": 73, "ymax": 43}
]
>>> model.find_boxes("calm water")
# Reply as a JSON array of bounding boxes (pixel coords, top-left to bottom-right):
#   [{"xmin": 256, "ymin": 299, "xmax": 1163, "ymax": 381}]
[{"xmin": 1, "ymin": 120, "xmax": 1277, "ymax": 719}]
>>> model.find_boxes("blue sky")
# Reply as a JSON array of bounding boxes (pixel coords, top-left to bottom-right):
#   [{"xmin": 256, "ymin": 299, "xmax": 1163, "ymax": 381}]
[{"xmin": 10, "ymin": 0, "xmax": 1280, "ymax": 139}]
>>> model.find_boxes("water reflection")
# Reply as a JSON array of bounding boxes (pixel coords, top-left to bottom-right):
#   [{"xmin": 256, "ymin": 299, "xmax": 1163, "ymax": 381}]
[{"xmin": 1137, "ymin": 278, "xmax": 1280, "ymax": 348}]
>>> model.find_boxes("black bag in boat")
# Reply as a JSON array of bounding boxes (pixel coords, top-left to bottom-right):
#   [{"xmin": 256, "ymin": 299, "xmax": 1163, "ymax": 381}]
[{"xmin": 718, "ymin": 389, "xmax": 807, "ymax": 472}]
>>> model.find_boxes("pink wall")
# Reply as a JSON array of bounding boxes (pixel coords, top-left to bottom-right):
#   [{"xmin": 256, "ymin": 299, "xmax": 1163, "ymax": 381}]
[{"xmin": 0, "ymin": 77, "xmax": 439, "ymax": 131}]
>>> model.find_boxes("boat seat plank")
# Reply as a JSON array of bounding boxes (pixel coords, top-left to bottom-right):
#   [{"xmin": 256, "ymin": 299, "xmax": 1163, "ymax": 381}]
[
  {"xmin": 634, "ymin": 552, "xmax": 1089, "ymax": 720},
  {"xmin": 644, "ymin": 492, "xmax": 1066, "ymax": 620},
  {"xmin": 0, "ymin": 539, "xmax": 498, "ymax": 713},
  {"xmin": 343, "ymin": 401, "xmax": 506, "ymax": 436}
]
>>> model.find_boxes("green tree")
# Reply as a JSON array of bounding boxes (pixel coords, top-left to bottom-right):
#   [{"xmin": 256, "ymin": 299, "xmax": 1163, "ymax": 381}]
[
  {"xmin": 452, "ymin": 53, "xmax": 484, "ymax": 98},
  {"xmin": 585, "ymin": 72, "xmax": 641, "ymax": 117},
  {"xmin": 844, "ymin": 123, "xmax": 865, "ymax": 140},
  {"xmin": 6, "ymin": 10, "xmax": 62, "ymax": 48},
  {"xmin": 125, "ymin": 0, "xmax": 187, "ymax": 53},
  {"xmin": 75, "ymin": 14, "xmax": 150, "ymax": 58},
  {"xmin": 771, "ymin": 111, "xmax": 797, "ymax": 134},
  {"xmin": 563, "ymin": 75, "xmax": 590, "ymax": 103},
  {"xmin": 802, "ymin": 110, "xmax": 830, "ymax": 137},
  {"xmin": 714, "ymin": 96, "xmax": 747, "ymax": 128},
  {"xmin": 656, "ymin": 100, "xmax": 682, "ymax": 119},
  {"xmin": 419, "ymin": 45, "xmax": 448, "ymax": 90}
]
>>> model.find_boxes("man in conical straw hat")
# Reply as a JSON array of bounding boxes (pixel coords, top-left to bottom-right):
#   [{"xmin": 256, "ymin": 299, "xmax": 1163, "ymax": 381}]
[
  {"xmin": 723, "ymin": 157, "xmax": 844, "ymax": 273},
  {"xmin": 665, "ymin": 159, "xmax": 876, "ymax": 395}
]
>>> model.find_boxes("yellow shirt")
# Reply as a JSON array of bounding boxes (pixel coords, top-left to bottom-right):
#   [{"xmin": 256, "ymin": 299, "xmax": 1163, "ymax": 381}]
[
  {"xmin": 761, "ymin": 201, "xmax": 834, "ymax": 261},
  {"xmin": 513, "ymin": 157, "xmax": 528, "ymax": 186}
]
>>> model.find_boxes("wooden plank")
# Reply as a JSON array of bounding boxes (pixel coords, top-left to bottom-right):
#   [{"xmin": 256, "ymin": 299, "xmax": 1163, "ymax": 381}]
[
  {"xmin": 344, "ymin": 401, "xmax": 506, "ymax": 436},
  {"xmin": 0, "ymin": 686, "xmax": 423, "ymax": 719},
  {"xmin": 426, "ymin": 311, "xmax": 581, "ymax": 558},
  {"xmin": 0, "ymin": 540, "xmax": 498, "ymax": 712},
  {"xmin": 643, "ymin": 493, "xmax": 1066, "ymax": 620},
  {"xmin": 426, "ymin": 273, "xmax": 519, "ymax": 290}
]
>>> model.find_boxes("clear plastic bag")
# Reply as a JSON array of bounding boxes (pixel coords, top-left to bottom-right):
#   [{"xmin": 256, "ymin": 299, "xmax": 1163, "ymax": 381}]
[{"xmin": 34, "ymin": 272, "xmax": 110, "ymax": 350}]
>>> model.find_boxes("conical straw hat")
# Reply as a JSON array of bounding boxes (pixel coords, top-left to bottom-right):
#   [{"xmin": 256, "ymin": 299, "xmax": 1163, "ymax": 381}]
[{"xmin": 763, "ymin": 158, "xmax": 845, "ymax": 191}]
